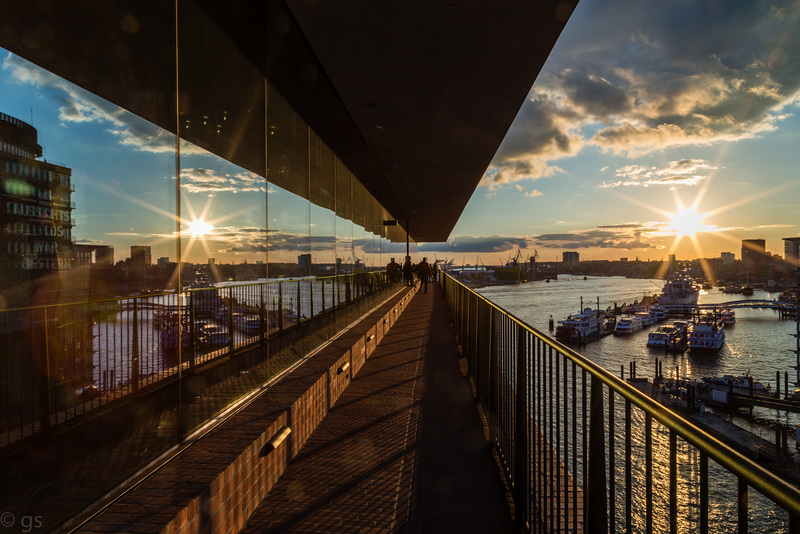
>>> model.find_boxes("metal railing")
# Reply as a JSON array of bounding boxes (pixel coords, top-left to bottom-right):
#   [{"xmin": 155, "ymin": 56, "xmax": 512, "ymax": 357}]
[
  {"xmin": 441, "ymin": 272, "xmax": 800, "ymax": 533},
  {"xmin": 0, "ymin": 271, "xmax": 387, "ymax": 449}
]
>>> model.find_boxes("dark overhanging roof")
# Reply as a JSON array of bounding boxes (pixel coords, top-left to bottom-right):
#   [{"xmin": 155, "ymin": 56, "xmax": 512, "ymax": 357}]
[{"xmin": 1, "ymin": 0, "xmax": 575, "ymax": 242}]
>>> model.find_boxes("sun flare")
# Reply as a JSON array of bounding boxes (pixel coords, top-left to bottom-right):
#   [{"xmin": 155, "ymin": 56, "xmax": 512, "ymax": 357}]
[
  {"xmin": 187, "ymin": 219, "xmax": 214, "ymax": 237},
  {"xmin": 666, "ymin": 206, "xmax": 710, "ymax": 237}
]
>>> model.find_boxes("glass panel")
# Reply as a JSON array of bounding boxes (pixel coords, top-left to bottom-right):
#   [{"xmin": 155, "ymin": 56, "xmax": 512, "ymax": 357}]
[
  {"xmin": 0, "ymin": 47, "xmax": 179, "ymax": 530},
  {"xmin": 268, "ymin": 85, "xmax": 309, "ymax": 199}
]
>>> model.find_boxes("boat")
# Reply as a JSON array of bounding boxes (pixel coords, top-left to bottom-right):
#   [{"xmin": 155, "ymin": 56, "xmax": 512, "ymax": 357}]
[
  {"xmin": 614, "ymin": 316, "xmax": 643, "ymax": 335},
  {"xmin": 234, "ymin": 312, "xmax": 262, "ymax": 333},
  {"xmin": 555, "ymin": 308, "xmax": 606, "ymax": 344},
  {"xmin": 196, "ymin": 322, "xmax": 230, "ymax": 346},
  {"xmin": 688, "ymin": 315, "xmax": 725, "ymax": 351},
  {"xmin": 649, "ymin": 305, "xmax": 669, "ymax": 321},
  {"xmin": 701, "ymin": 375, "xmax": 772, "ymax": 397},
  {"xmin": 635, "ymin": 310, "xmax": 656, "ymax": 327},
  {"xmin": 719, "ymin": 308, "xmax": 735, "ymax": 326},
  {"xmin": 647, "ymin": 325, "xmax": 681, "ymax": 347},
  {"xmin": 659, "ymin": 271, "xmax": 699, "ymax": 305}
]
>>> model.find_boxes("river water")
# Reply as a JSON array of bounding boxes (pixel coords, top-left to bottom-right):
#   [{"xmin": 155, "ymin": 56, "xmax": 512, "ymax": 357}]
[{"xmin": 477, "ymin": 275, "xmax": 799, "ymax": 533}]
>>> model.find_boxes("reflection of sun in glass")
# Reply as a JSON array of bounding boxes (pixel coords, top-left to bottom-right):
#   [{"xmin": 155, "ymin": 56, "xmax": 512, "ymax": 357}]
[{"xmin": 188, "ymin": 219, "xmax": 213, "ymax": 237}]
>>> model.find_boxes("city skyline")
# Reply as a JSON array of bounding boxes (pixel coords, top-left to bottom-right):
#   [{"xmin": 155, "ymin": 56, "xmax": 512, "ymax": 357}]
[
  {"xmin": 442, "ymin": 0, "xmax": 800, "ymax": 264},
  {"xmin": 1, "ymin": 0, "xmax": 799, "ymax": 268}
]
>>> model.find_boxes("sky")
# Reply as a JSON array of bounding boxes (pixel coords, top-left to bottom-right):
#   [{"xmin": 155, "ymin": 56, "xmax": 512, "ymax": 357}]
[
  {"xmin": 436, "ymin": 0, "xmax": 800, "ymax": 265},
  {"xmin": 1, "ymin": 0, "xmax": 799, "ymax": 267}
]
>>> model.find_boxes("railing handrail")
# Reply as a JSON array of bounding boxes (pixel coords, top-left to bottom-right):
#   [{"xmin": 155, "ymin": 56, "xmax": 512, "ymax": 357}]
[
  {"xmin": 0, "ymin": 271, "xmax": 385, "ymax": 313},
  {"xmin": 442, "ymin": 271, "xmax": 800, "ymax": 518}
]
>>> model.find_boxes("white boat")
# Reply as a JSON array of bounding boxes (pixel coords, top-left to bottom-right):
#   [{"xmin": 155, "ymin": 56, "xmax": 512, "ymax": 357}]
[
  {"xmin": 719, "ymin": 308, "xmax": 735, "ymax": 326},
  {"xmin": 555, "ymin": 308, "xmax": 606, "ymax": 344},
  {"xmin": 659, "ymin": 272, "xmax": 699, "ymax": 305},
  {"xmin": 649, "ymin": 305, "xmax": 669, "ymax": 321},
  {"xmin": 614, "ymin": 316, "xmax": 643, "ymax": 335},
  {"xmin": 635, "ymin": 311, "xmax": 656, "ymax": 326},
  {"xmin": 689, "ymin": 316, "xmax": 725, "ymax": 351},
  {"xmin": 647, "ymin": 325, "xmax": 679, "ymax": 347},
  {"xmin": 701, "ymin": 375, "xmax": 771, "ymax": 397}
]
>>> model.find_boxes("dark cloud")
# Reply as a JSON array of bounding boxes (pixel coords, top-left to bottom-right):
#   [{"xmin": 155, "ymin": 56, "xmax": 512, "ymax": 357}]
[
  {"xmin": 419, "ymin": 235, "xmax": 529, "ymax": 253},
  {"xmin": 480, "ymin": 0, "xmax": 800, "ymax": 183},
  {"xmin": 561, "ymin": 69, "xmax": 632, "ymax": 118},
  {"xmin": 534, "ymin": 225, "xmax": 659, "ymax": 250}
]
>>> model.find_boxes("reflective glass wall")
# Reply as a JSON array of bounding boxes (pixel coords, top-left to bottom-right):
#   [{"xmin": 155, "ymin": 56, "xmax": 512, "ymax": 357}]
[{"xmin": 0, "ymin": 4, "xmax": 410, "ymax": 531}]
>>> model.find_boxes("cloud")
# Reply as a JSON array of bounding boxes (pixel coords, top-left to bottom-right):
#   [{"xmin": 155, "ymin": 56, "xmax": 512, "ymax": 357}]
[
  {"xmin": 3, "ymin": 53, "xmax": 206, "ymax": 155},
  {"xmin": 418, "ymin": 235, "xmax": 529, "ymax": 253},
  {"xmin": 534, "ymin": 223, "xmax": 662, "ymax": 250},
  {"xmin": 180, "ymin": 168, "xmax": 266, "ymax": 194},
  {"xmin": 598, "ymin": 159, "xmax": 716, "ymax": 188},
  {"xmin": 479, "ymin": 0, "xmax": 800, "ymax": 185}
]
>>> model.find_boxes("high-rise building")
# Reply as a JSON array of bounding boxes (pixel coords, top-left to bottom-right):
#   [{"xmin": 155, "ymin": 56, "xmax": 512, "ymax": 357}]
[
  {"xmin": 785, "ymin": 237, "xmax": 800, "ymax": 266},
  {"xmin": 562, "ymin": 251, "xmax": 579, "ymax": 267},
  {"xmin": 0, "ymin": 112, "xmax": 74, "ymax": 298},
  {"xmin": 720, "ymin": 252, "xmax": 735, "ymax": 264},
  {"xmin": 130, "ymin": 245, "xmax": 152, "ymax": 266},
  {"xmin": 741, "ymin": 239, "xmax": 766, "ymax": 266}
]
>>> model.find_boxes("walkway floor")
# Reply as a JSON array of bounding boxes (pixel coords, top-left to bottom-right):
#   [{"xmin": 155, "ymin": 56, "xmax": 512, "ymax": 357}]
[{"xmin": 242, "ymin": 284, "xmax": 521, "ymax": 533}]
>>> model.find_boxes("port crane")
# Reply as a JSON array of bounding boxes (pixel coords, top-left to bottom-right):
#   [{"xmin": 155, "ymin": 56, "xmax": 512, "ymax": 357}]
[{"xmin": 529, "ymin": 250, "xmax": 539, "ymax": 270}]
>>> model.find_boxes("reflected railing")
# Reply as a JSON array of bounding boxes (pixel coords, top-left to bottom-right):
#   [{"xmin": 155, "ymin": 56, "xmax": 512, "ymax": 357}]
[
  {"xmin": 441, "ymin": 272, "xmax": 800, "ymax": 533},
  {"xmin": 0, "ymin": 271, "xmax": 388, "ymax": 450}
]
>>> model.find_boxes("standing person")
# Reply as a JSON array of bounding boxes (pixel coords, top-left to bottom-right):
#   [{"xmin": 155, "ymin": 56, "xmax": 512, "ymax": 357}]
[
  {"xmin": 431, "ymin": 261, "xmax": 439, "ymax": 283},
  {"xmin": 417, "ymin": 257, "xmax": 431, "ymax": 293},
  {"xmin": 387, "ymin": 258, "xmax": 401, "ymax": 283},
  {"xmin": 403, "ymin": 257, "xmax": 413, "ymax": 286}
]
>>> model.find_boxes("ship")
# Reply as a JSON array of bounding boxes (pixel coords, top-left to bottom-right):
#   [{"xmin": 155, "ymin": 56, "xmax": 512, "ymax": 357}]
[
  {"xmin": 688, "ymin": 314, "xmax": 725, "ymax": 351},
  {"xmin": 555, "ymin": 308, "xmax": 606, "ymax": 344},
  {"xmin": 614, "ymin": 316, "xmax": 642, "ymax": 335},
  {"xmin": 659, "ymin": 271, "xmax": 699, "ymax": 305}
]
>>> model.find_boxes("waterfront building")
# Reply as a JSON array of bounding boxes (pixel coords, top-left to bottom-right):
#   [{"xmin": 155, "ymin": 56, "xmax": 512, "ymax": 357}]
[
  {"xmin": 563, "ymin": 250, "xmax": 580, "ymax": 267},
  {"xmin": 721, "ymin": 251, "xmax": 735, "ymax": 264},
  {"xmin": 784, "ymin": 237, "xmax": 800, "ymax": 267},
  {"xmin": 742, "ymin": 238, "xmax": 767, "ymax": 272},
  {"xmin": 130, "ymin": 245, "xmax": 152, "ymax": 266},
  {"xmin": 0, "ymin": 112, "xmax": 75, "ymax": 305}
]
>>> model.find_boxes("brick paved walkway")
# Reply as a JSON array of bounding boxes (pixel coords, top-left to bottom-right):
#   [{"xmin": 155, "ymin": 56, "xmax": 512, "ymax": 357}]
[{"xmin": 242, "ymin": 285, "xmax": 520, "ymax": 533}]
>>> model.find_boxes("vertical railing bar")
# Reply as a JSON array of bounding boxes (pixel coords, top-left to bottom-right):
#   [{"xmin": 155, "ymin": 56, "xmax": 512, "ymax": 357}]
[
  {"xmin": 555, "ymin": 347, "xmax": 561, "ymax": 533},
  {"xmin": 582, "ymin": 367, "xmax": 587, "ymax": 523},
  {"xmin": 514, "ymin": 323, "xmax": 528, "ymax": 528},
  {"xmin": 587, "ymin": 374, "xmax": 608, "ymax": 534},
  {"xmin": 700, "ymin": 451, "xmax": 708, "ymax": 534},
  {"xmin": 670, "ymin": 430, "xmax": 677, "ymax": 534},
  {"xmin": 537, "ymin": 334, "xmax": 543, "ymax": 530},
  {"xmin": 572, "ymin": 359, "xmax": 578, "ymax": 533},
  {"xmin": 738, "ymin": 478, "xmax": 748, "ymax": 534},
  {"xmin": 626, "ymin": 400, "xmax": 632, "ymax": 534},
  {"xmin": 609, "ymin": 390, "xmax": 616, "ymax": 534},
  {"xmin": 563, "ymin": 352, "xmax": 570, "ymax": 533},
  {"xmin": 646, "ymin": 412, "xmax": 653, "ymax": 534},
  {"xmin": 549, "ymin": 344, "xmax": 554, "ymax": 531}
]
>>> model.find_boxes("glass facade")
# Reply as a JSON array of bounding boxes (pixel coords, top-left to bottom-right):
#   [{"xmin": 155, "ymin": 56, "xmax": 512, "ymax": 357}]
[{"xmin": 0, "ymin": 7, "xmax": 412, "ymax": 531}]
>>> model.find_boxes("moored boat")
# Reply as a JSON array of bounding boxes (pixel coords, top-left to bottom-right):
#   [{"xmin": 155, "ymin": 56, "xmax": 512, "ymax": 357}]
[
  {"xmin": 555, "ymin": 308, "xmax": 606, "ymax": 344},
  {"xmin": 659, "ymin": 271, "xmax": 699, "ymax": 305},
  {"xmin": 614, "ymin": 316, "xmax": 643, "ymax": 335},
  {"xmin": 689, "ymin": 315, "xmax": 725, "ymax": 351},
  {"xmin": 719, "ymin": 308, "xmax": 735, "ymax": 326}
]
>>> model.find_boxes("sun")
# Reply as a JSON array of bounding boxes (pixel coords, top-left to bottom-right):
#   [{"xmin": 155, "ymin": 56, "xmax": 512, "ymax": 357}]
[
  {"xmin": 187, "ymin": 219, "xmax": 214, "ymax": 237},
  {"xmin": 666, "ymin": 206, "xmax": 711, "ymax": 237}
]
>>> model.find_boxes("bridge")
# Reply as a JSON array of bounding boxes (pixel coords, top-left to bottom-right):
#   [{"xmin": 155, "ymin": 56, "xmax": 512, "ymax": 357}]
[{"xmin": 661, "ymin": 299, "xmax": 797, "ymax": 313}]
